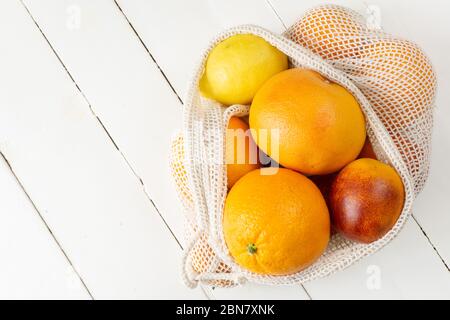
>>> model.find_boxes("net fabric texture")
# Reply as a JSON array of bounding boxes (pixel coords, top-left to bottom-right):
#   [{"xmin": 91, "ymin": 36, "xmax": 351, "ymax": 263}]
[
  {"xmin": 286, "ymin": 5, "xmax": 436, "ymax": 195},
  {"xmin": 170, "ymin": 5, "xmax": 436, "ymax": 288}
]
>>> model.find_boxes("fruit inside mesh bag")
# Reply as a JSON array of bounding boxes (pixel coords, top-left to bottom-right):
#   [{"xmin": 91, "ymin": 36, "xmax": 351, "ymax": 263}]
[
  {"xmin": 170, "ymin": 4, "xmax": 436, "ymax": 287},
  {"xmin": 170, "ymin": 134, "xmax": 235, "ymax": 287},
  {"xmin": 286, "ymin": 4, "xmax": 436, "ymax": 194}
]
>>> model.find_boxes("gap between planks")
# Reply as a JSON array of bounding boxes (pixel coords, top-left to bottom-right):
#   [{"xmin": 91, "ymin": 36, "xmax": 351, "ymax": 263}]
[
  {"xmin": 0, "ymin": 151, "xmax": 94, "ymax": 299},
  {"xmin": 113, "ymin": 0, "xmax": 312, "ymax": 300},
  {"xmin": 113, "ymin": 0, "xmax": 184, "ymax": 105},
  {"xmin": 265, "ymin": 0, "xmax": 288, "ymax": 30},
  {"xmin": 17, "ymin": 0, "xmax": 192, "ymax": 300},
  {"xmin": 20, "ymin": 0, "xmax": 446, "ymax": 299},
  {"xmin": 18, "ymin": 0, "xmax": 212, "ymax": 299},
  {"xmin": 18, "ymin": 0, "xmax": 313, "ymax": 299},
  {"xmin": 19, "ymin": 0, "xmax": 183, "ymax": 250}
]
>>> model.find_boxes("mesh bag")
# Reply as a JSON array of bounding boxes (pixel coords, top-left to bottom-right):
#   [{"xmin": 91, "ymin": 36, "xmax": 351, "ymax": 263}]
[{"xmin": 170, "ymin": 5, "xmax": 436, "ymax": 288}]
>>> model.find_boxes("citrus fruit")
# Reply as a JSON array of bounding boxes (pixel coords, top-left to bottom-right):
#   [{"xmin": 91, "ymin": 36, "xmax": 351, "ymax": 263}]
[
  {"xmin": 191, "ymin": 236, "xmax": 233, "ymax": 287},
  {"xmin": 358, "ymin": 39, "xmax": 436, "ymax": 125},
  {"xmin": 223, "ymin": 168, "xmax": 330, "ymax": 275},
  {"xmin": 287, "ymin": 5, "xmax": 365, "ymax": 60},
  {"xmin": 200, "ymin": 34, "xmax": 288, "ymax": 105},
  {"xmin": 169, "ymin": 134, "xmax": 193, "ymax": 210},
  {"xmin": 171, "ymin": 118, "xmax": 260, "ymax": 191},
  {"xmin": 250, "ymin": 68, "xmax": 366, "ymax": 175},
  {"xmin": 392, "ymin": 133, "xmax": 427, "ymax": 195},
  {"xmin": 226, "ymin": 116, "xmax": 261, "ymax": 188},
  {"xmin": 330, "ymin": 158, "xmax": 405, "ymax": 243}
]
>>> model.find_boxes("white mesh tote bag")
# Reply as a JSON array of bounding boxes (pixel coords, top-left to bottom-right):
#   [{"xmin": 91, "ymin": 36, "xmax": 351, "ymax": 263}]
[{"xmin": 170, "ymin": 5, "xmax": 436, "ymax": 288}]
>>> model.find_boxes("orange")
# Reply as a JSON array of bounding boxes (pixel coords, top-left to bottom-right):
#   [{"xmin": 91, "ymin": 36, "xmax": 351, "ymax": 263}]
[
  {"xmin": 223, "ymin": 168, "xmax": 330, "ymax": 275},
  {"xmin": 170, "ymin": 136, "xmax": 234, "ymax": 286},
  {"xmin": 358, "ymin": 39, "xmax": 436, "ymax": 126},
  {"xmin": 169, "ymin": 134, "xmax": 193, "ymax": 209},
  {"xmin": 171, "ymin": 118, "xmax": 260, "ymax": 191},
  {"xmin": 287, "ymin": 5, "xmax": 365, "ymax": 60},
  {"xmin": 191, "ymin": 240, "xmax": 231, "ymax": 274},
  {"xmin": 250, "ymin": 68, "xmax": 366, "ymax": 175},
  {"xmin": 191, "ymin": 236, "xmax": 233, "ymax": 287},
  {"xmin": 226, "ymin": 116, "xmax": 261, "ymax": 188}
]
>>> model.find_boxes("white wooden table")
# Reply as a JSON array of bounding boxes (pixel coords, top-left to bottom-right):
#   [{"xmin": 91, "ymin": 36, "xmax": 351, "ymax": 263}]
[{"xmin": 0, "ymin": 0, "xmax": 449, "ymax": 300}]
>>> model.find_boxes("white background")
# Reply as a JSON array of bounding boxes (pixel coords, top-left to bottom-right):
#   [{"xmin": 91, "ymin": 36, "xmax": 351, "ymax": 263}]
[{"xmin": 0, "ymin": 0, "xmax": 449, "ymax": 299}]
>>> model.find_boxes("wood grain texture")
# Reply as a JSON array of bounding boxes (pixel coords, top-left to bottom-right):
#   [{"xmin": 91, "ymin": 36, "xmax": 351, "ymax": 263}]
[
  {"xmin": 115, "ymin": 0, "xmax": 285, "ymax": 98},
  {"xmin": 0, "ymin": 157, "xmax": 90, "ymax": 299},
  {"xmin": 21, "ymin": 0, "xmax": 309, "ymax": 300},
  {"xmin": 21, "ymin": 0, "xmax": 187, "ymax": 243}
]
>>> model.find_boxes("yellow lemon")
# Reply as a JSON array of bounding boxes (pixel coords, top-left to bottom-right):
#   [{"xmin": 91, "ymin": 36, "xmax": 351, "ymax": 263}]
[{"xmin": 200, "ymin": 34, "xmax": 288, "ymax": 105}]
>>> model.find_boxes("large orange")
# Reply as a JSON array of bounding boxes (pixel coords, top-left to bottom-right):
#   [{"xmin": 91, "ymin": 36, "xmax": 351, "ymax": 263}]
[
  {"xmin": 250, "ymin": 68, "xmax": 366, "ymax": 175},
  {"xmin": 223, "ymin": 168, "xmax": 330, "ymax": 275},
  {"xmin": 226, "ymin": 116, "xmax": 261, "ymax": 188}
]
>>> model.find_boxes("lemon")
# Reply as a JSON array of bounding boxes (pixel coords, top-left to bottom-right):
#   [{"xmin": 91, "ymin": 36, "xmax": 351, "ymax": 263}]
[{"xmin": 200, "ymin": 34, "xmax": 288, "ymax": 105}]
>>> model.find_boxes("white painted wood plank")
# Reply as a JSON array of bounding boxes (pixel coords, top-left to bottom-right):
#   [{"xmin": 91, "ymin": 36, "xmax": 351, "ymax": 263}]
[
  {"xmin": 22, "ymin": 0, "xmax": 186, "ymax": 242},
  {"xmin": 23, "ymin": 0, "xmax": 448, "ymax": 299},
  {"xmin": 115, "ymin": 0, "xmax": 285, "ymax": 98},
  {"xmin": 268, "ymin": 0, "xmax": 367, "ymax": 28},
  {"xmin": 0, "ymin": 0, "xmax": 205, "ymax": 299},
  {"xmin": 22, "ymin": 0, "xmax": 309, "ymax": 299},
  {"xmin": 0, "ymin": 158, "xmax": 90, "ymax": 300},
  {"xmin": 303, "ymin": 220, "xmax": 450, "ymax": 300}
]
